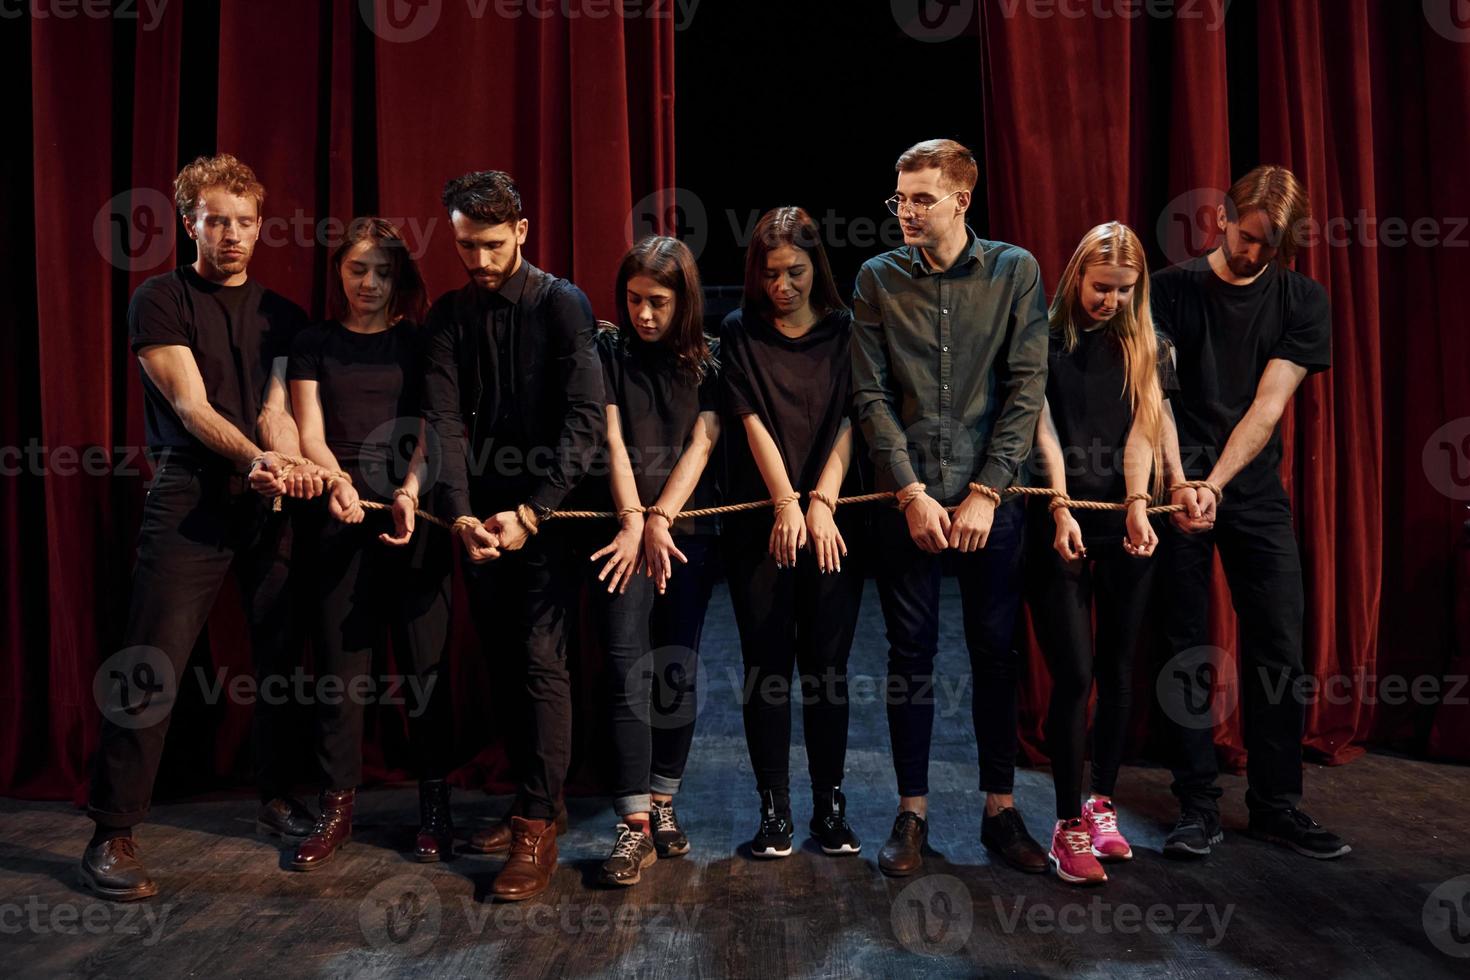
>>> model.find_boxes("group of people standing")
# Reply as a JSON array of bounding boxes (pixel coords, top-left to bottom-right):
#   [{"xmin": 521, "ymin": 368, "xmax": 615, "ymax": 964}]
[{"xmin": 79, "ymin": 138, "xmax": 1350, "ymax": 906}]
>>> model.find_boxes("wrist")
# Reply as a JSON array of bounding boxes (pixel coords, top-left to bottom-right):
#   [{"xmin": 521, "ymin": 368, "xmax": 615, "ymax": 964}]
[
  {"xmin": 966, "ymin": 482, "xmax": 1002, "ymax": 507},
  {"xmin": 896, "ymin": 483, "xmax": 928, "ymax": 513}
]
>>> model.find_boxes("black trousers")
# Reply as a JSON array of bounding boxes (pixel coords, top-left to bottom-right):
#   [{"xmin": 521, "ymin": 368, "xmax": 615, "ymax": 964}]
[
  {"xmin": 723, "ymin": 514, "xmax": 866, "ymax": 797},
  {"xmin": 1159, "ymin": 497, "xmax": 1306, "ymax": 816},
  {"xmin": 1025, "ymin": 509, "xmax": 1155, "ymax": 820},
  {"xmin": 89, "ymin": 456, "xmax": 296, "ymax": 829},
  {"xmin": 302, "ymin": 508, "xmax": 453, "ymax": 791},
  {"xmin": 596, "ymin": 533, "xmax": 718, "ymax": 815},
  {"xmin": 460, "ymin": 521, "xmax": 581, "ymax": 821},
  {"xmin": 874, "ymin": 500, "xmax": 1026, "ymax": 798}
]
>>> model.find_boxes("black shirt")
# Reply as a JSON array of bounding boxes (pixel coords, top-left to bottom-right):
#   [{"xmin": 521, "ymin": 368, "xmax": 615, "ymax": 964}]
[
  {"xmin": 1151, "ymin": 254, "xmax": 1331, "ymax": 504},
  {"xmin": 594, "ymin": 327, "xmax": 721, "ymax": 535},
  {"xmin": 1039, "ymin": 325, "xmax": 1179, "ymax": 541},
  {"xmin": 128, "ymin": 264, "xmax": 306, "ymax": 468},
  {"xmin": 721, "ymin": 307, "xmax": 868, "ymax": 517},
  {"xmin": 287, "ymin": 320, "xmax": 425, "ymax": 504}
]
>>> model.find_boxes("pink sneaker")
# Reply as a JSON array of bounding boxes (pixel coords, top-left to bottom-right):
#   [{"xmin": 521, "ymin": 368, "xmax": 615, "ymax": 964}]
[
  {"xmin": 1049, "ymin": 818, "xmax": 1107, "ymax": 885},
  {"xmin": 1082, "ymin": 798, "xmax": 1133, "ymax": 861}
]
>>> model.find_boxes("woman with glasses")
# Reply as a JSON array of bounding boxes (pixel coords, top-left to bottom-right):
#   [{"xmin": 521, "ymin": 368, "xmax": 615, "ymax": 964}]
[
  {"xmin": 1027, "ymin": 221, "xmax": 1176, "ymax": 885},
  {"xmin": 721, "ymin": 206, "xmax": 868, "ymax": 859},
  {"xmin": 589, "ymin": 236, "xmax": 722, "ymax": 886}
]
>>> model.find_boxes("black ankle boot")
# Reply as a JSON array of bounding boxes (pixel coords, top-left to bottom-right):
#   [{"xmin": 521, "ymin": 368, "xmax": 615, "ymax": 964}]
[{"xmin": 414, "ymin": 779, "xmax": 454, "ymax": 862}]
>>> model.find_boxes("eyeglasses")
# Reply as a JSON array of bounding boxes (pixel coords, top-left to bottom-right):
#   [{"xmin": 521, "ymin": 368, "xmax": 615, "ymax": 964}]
[{"xmin": 885, "ymin": 190, "xmax": 961, "ymax": 217}]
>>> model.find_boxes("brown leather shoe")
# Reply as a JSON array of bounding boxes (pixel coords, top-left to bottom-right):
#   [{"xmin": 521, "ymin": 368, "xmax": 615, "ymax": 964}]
[
  {"xmin": 79, "ymin": 837, "xmax": 158, "ymax": 901},
  {"xmin": 256, "ymin": 796, "xmax": 316, "ymax": 842},
  {"xmin": 490, "ymin": 817, "xmax": 558, "ymax": 902},
  {"xmin": 466, "ymin": 796, "xmax": 568, "ymax": 854},
  {"xmin": 878, "ymin": 810, "xmax": 928, "ymax": 877},
  {"xmin": 414, "ymin": 779, "xmax": 454, "ymax": 862},
  {"xmin": 290, "ymin": 789, "xmax": 354, "ymax": 871}
]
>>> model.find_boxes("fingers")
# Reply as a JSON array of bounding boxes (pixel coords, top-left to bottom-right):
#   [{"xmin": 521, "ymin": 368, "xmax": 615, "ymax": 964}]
[
  {"xmin": 670, "ymin": 544, "xmax": 688, "ymax": 565},
  {"xmin": 591, "ymin": 543, "xmax": 615, "ymax": 563}
]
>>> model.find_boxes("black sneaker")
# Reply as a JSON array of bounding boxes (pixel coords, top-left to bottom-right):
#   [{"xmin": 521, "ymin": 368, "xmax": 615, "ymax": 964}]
[
  {"xmin": 600, "ymin": 823, "xmax": 657, "ymax": 886},
  {"xmin": 1247, "ymin": 808, "xmax": 1351, "ymax": 859},
  {"xmin": 1163, "ymin": 809, "xmax": 1223, "ymax": 860},
  {"xmin": 810, "ymin": 786, "xmax": 861, "ymax": 855},
  {"xmin": 650, "ymin": 799, "xmax": 690, "ymax": 857},
  {"xmin": 751, "ymin": 790, "xmax": 793, "ymax": 859}
]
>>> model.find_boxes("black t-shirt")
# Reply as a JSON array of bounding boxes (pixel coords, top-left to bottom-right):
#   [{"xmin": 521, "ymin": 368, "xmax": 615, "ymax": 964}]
[
  {"xmin": 128, "ymin": 265, "xmax": 306, "ymax": 467},
  {"xmin": 1040, "ymin": 325, "xmax": 1178, "ymax": 541},
  {"xmin": 1151, "ymin": 254, "xmax": 1331, "ymax": 504},
  {"xmin": 593, "ymin": 327, "xmax": 720, "ymax": 535},
  {"xmin": 720, "ymin": 307, "xmax": 868, "ymax": 519},
  {"xmin": 287, "ymin": 320, "xmax": 425, "ymax": 504}
]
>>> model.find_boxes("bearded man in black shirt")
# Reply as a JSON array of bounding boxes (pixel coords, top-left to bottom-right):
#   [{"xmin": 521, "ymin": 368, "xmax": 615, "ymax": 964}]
[
  {"xmin": 421, "ymin": 170, "xmax": 604, "ymax": 902},
  {"xmin": 81, "ymin": 154, "xmax": 327, "ymax": 901},
  {"xmin": 1153, "ymin": 165, "xmax": 1350, "ymax": 862}
]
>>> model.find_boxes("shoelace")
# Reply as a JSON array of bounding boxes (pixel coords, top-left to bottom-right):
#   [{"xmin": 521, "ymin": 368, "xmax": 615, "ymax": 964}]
[
  {"xmin": 610, "ymin": 828, "xmax": 648, "ymax": 859},
  {"xmin": 893, "ymin": 811, "xmax": 923, "ymax": 839},
  {"xmin": 109, "ymin": 837, "xmax": 138, "ymax": 858},
  {"xmin": 652, "ymin": 805, "xmax": 678, "ymax": 833},
  {"xmin": 1289, "ymin": 809, "xmax": 1321, "ymax": 831},
  {"xmin": 1062, "ymin": 827, "xmax": 1093, "ymax": 855},
  {"xmin": 1088, "ymin": 805, "xmax": 1119, "ymax": 833}
]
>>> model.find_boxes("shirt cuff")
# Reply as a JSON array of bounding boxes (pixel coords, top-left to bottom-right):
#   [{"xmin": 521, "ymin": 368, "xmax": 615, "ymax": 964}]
[
  {"xmin": 880, "ymin": 456, "xmax": 921, "ymax": 494},
  {"xmin": 976, "ymin": 457, "xmax": 1018, "ymax": 494},
  {"xmin": 528, "ymin": 481, "xmax": 566, "ymax": 516},
  {"xmin": 443, "ymin": 488, "xmax": 473, "ymax": 523}
]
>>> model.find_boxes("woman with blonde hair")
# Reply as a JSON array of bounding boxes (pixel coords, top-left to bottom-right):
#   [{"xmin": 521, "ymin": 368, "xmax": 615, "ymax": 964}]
[{"xmin": 1028, "ymin": 221, "xmax": 1176, "ymax": 885}]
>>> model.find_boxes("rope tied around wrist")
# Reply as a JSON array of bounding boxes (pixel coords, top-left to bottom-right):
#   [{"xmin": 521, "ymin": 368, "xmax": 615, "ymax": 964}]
[
  {"xmin": 772, "ymin": 492, "xmax": 801, "ymax": 517},
  {"xmin": 966, "ymin": 482, "xmax": 1002, "ymax": 506},
  {"xmin": 1168, "ymin": 480, "xmax": 1224, "ymax": 505},
  {"xmin": 808, "ymin": 490, "xmax": 838, "ymax": 512}
]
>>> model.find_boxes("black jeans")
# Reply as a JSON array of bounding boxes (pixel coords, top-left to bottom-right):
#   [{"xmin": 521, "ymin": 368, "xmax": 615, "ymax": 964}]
[
  {"xmin": 460, "ymin": 521, "xmax": 581, "ymax": 821},
  {"xmin": 1159, "ymin": 497, "xmax": 1306, "ymax": 816},
  {"xmin": 1025, "ymin": 509, "xmax": 1155, "ymax": 819},
  {"xmin": 724, "ymin": 514, "xmax": 866, "ymax": 797},
  {"xmin": 875, "ymin": 499, "xmax": 1026, "ymax": 798},
  {"xmin": 596, "ymin": 533, "xmax": 718, "ymax": 815},
  {"xmin": 301, "ymin": 509, "xmax": 453, "ymax": 791},
  {"xmin": 89, "ymin": 455, "xmax": 296, "ymax": 829}
]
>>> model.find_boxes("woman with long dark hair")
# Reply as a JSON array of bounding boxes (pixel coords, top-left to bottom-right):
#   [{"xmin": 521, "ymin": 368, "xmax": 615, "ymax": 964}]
[
  {"xmin": 285, "ymin": 217, "xmax": 457, "ymax": 870},
  {"xmin": 591, "ymin": 236, "xmax": 722, "ymax": 886},
  {"xmin": 1028, "ymin": 221, "xmax": 1175, "ymax": 885},
  {"xmin": 721, "ymin": 207, "xmax": 868, "ymax": 859}
]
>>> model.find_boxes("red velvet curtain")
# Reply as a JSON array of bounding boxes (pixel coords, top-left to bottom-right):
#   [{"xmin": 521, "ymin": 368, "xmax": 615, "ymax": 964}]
[
  {"xmin": 2, "ymin": 0, "xmax": 674, "ymax": 800},
  {"xmin": 983, "ymin": 0, "xmax": 1470, "ymax": 767}
]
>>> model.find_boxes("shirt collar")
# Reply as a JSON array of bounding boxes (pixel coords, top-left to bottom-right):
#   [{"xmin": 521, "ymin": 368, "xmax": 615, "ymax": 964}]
[
  {"xmin": 497, "ymin": 257, "xmax": 529, "ymax": 304},
  {"xmin": 908, "ymin": 227, "xmax": 983, "ymax": 277}
]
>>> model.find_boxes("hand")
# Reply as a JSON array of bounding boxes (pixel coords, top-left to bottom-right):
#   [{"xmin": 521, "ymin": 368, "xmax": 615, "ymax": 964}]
[
  {"xmin": 904, "ymin": 492, "xmax": 951, "ymax": 555},
  {"xmin": 947, "ymin": 490, "xmax": 996, "ymax": 553},
  {"xmin": 455, "ymin": 519, "xmax": 501, "ymax": 563},
  {"xmin": 379, "ymin": 492, "xmax": 416, "ymax": 546},
  {"xmin": 806, "ymin": 502, "xmax": 847, "ymax": 574},
  {"xmin": 1169, "ymin": 486, "xmax": 1215, "ymax": 534},
  {"xmin": 486, "ymin": 510, "xmax": 530, "ymax": 552},
  {"xmin": 769, "ymin": 499, "xmax": 807, "ymax": 568},
  {"xmin": 284, "ymin": 462, "xmax": 329, "ymax": 500},
  {"xmin": 591, "ymin": 516, "xmax": 644, "ymax": 594},
  {"xmin": 248, "ymin": 452, "xmax": 287, "ymax": 497},
  {"xmin": 1052, "ymin": 508, "xmax": 1086, "ymax": 561},
  {"xmin": 327, "ymin": 480, "xmax": 365, "ymax": 524},
  {"xmin": 643, "ymin": 513, "xmax": 687, "ymax": 595},
  {"xmin": 1123, "ymin": 498, "xmax": 1158, "ymax": 557}
]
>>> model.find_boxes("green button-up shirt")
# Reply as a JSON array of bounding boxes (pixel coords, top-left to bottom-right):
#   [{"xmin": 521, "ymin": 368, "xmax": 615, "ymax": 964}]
[{"xmin": 852, "ymin": 228, "xmax": 1049, "ymax": 506}]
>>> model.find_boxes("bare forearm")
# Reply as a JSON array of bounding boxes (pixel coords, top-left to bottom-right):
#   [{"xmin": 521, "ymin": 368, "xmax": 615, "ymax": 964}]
[
  {"xmin": 652, "ymin": 421, "xmax": 717, "ymax": 516},
  {"xmin": 299, "ymin": 436, "xmax": 343, "ymax": 474},
  {"xmin": 1161, "ymin": 403, "xmax": 1186, "ymax": 486},
  {"xmin": 1123, "ymin": 421, "xmax": 1153, "ymax": 498},
  {"xmin": 812, "ymin": 421, "xmax": 853, "ymax": 500},
  {"xmin": 1206, "ymin": 405, "xmax": 1279, "ymax": 491},
  {"xmin": 745, "ymin": 416, "xmax": 796, "ymax": 501},
  {"xmin": 258, "ymin": 406, "xmax": 302, "ymax": 457},
  {"xmin": 179, "ymin": 403, "xmax": 262, "ymax": 468}
]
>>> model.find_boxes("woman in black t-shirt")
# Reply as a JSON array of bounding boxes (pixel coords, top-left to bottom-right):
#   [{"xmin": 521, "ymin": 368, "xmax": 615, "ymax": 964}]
[
  {"xmin": 591, "ymin": 236, "xmax": 722, "ymax": 887},
  {"xmin": 721, "ymin": 207, "xmax": 869, "ymax": 860},
  {"xmin": 285, "ymin": 217, "xmax": 456, "ymax": 870},
  {"xmin": 1027, "ymin": 221, "xmax": 1176, "ymax": 886}
]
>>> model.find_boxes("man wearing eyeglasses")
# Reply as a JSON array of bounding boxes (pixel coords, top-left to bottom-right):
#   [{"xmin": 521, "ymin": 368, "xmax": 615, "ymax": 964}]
[{"xmin": 852, "ymin": 138, "xmax": 1050, "ymax": 878}]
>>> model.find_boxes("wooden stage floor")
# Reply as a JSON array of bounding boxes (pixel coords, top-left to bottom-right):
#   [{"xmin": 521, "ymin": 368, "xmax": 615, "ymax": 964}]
[{"xmin": 3, "ymin": 581, "xmax": 1468, "ymax": 978}]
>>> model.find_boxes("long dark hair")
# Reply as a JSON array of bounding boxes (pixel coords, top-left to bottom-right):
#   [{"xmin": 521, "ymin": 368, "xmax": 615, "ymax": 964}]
[
  {"xmin": 615, "ymin": 236, "xmax": 711, "ymax": 382},
  {"xmin": 326, "ymin": 216, "xmax": 429, "ymax": 325},
  {"xmin": 741, "ymin": 206, "xmax": 848, "ymax": 320}
]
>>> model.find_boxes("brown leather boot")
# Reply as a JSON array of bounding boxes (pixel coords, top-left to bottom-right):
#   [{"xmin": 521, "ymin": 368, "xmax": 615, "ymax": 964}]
[
  {"xmin": 414, "ymin": 779, "xmax": 454, "ymax": 862},
  {"xmin": 490, "ymin": 817, "xmax": 558, "ymax": 902},
  {"xmin": 466, "ymin": 795, "xmax": 568, "ymax": 854},
  {"xmin": 290, "ymin": 789, "xmax": 354, "ymax": 871}
]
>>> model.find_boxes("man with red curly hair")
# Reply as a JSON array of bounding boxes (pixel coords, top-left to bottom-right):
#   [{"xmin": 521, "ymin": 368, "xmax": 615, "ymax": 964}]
[{"xmin": 81, "ymin": 154, "xmax": 323, "ymax": 901}]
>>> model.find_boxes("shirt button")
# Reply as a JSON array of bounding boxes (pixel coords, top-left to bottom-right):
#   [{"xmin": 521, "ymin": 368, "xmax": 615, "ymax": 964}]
[
  {"xmin": 941, "ymin": 458, "xmax": 950, "ymax": 466},
  {"xmin": 942, "ymin": 384, "xmax": 950, "ymax": 390},
  {"xmin": 942, "ymin": 308, "xmax": 949, "ymax": 315},
  {"xmin": 942, "ymin": 346, "xmax": 949, "ymax": 352}
]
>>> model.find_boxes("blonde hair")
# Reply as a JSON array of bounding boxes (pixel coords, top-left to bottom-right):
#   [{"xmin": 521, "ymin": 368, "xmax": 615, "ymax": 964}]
[
  {"xmin": 1049, "ymin": 221, "xmax": 1165, "ymax": 498},
  {"xmin": 173, "ymin": 153, "xmax": 265, "ymax": 221},
  {"xmin": 1225, "ymin": 164, "xmax": 1311, "ymax": 262},
  {"xmin": 896, "ymin": 139, "xmax": 979, "ymax": 193}
]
